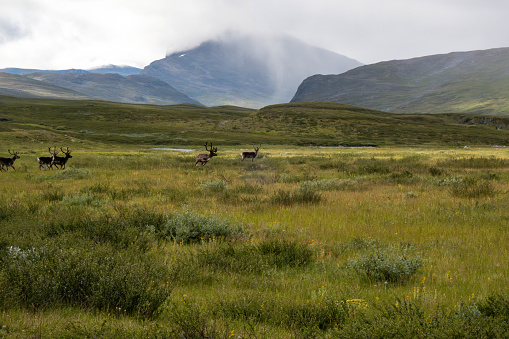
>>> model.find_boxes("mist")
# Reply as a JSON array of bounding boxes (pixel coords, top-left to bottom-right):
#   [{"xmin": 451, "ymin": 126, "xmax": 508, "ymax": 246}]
[{"xmin": 2, "ymin": 0, "xmax": 509, "ymax": 70}]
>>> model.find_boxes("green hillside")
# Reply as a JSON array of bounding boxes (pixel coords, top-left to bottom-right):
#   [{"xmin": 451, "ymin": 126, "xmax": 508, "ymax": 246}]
[
  {"xmin": 0, "ymin": 96, "xmax": 508, "ymax": 150},
  {"xmin": 292, "ymin": 47, "xmax": 509, "ymax": 115}
]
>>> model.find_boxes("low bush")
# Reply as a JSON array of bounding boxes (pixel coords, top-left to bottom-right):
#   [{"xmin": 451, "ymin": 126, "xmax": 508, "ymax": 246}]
[
  {"xmin": 171, "ymin": 239, "xmax": 313, "ymax": 282},
  {"xmin": 43, "ymin": 205, "xmax": 166, "ymax": 250},
  {"xmin": 335, "ymin": 296, "xmax": 509, "ymax": 338},
  {"xmin": 478, "ymin": 293, "xmax": 509, "ymax": 318},
  {"xmin": 218, "ymin": 294, "xmax": 350, "ymax": 333},
  {"xmin": 449, "ymin": 177, "xmax": 496, "ymax": 199},
  {"xmin": 201, "ymin": 179, "xmax": 227, "ymax": 192},
  {"xmin": 348, "ymin": 249, "xmax": 423, "ymax": 283},
  {"xmin": 159, "ymin": 208, "xmax": 244, "ymax": 243},
  {"xmin": 271, "ymin": 182, "xmax": 322, "ymax": 205},
  {"xmin": 1, "ymin": 244, "xmax": 171, "ymax": 317}
]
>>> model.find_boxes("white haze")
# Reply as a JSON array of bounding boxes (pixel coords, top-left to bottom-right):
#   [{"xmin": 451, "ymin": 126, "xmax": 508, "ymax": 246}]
[{"xmin": 1, "ymin": 0, "xmax": 509, "ymax": 69}]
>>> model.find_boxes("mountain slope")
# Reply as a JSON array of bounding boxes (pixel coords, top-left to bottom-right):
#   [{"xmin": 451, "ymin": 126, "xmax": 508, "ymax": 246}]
[
  {"xmin": 0, "ymin": 72, "xmax": 90, "ymax": 100},
  {"xmin": 141, "ymin": 34, "xmax": 362, "ymax": 108},
  {"xmin": 87, "ymin": 65, "xmax": 141, "ymax": 76},
  {"xmin": 0, "ymin": 66, "xmax": 141, "ymax": 76},
  {"xmin": 291, "ymin": 47, "xmax": 509, "ymax": 115},
  {"xmin": 24, "ymin": 73, "xmax": 202, "ymax": 105}
]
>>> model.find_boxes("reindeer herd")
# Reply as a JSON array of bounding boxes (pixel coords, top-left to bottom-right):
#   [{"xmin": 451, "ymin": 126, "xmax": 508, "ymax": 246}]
[
  {"xmin": 0, "ymin": 147, "xmax": 73, "ymax": 172},
  {"xmin": 0, "ymin": 143, "xmax": 258, "ymax": 172}
]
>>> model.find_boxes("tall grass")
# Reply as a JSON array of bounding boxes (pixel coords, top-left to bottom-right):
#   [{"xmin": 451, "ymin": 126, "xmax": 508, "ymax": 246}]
[{"xmin": 0, "ymin": 146, "xmax": 508, "ymax": 337}]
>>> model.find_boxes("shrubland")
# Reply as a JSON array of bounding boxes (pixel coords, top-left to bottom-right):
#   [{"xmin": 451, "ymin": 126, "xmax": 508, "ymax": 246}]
[
  {"xmin": 0, "ymin": 145, "xmax": 508, "ymax": 338},
  {"xmin": 0, "ymin": 97, "xmax": 508, "ymax": 337}
]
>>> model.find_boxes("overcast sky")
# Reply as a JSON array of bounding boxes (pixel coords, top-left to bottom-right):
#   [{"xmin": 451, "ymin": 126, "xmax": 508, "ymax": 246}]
[{"xmin": 1, "ymin": 0, "xmax": 509, "ymax": 70}]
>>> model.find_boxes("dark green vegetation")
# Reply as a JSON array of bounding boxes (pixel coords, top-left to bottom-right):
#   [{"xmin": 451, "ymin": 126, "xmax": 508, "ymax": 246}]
[
  {"xmin": 1, "ymin": 96, "xmax": 508, "ymax": 149},
  {"xmin": 292, "ymin": 47, "xmax": 509, "ymax": 115},
  {"xmin": 0, "ymin": 96, "xmax": 508, "ymax": 337}
]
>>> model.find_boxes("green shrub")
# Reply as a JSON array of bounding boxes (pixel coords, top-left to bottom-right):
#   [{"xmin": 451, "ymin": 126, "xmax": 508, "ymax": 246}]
[
  {"xmin": 52, "ymin": 167, "xmax": 90, "ymax": 179},
  {"xmin": 438, "ymin": 156, "xmax": 509, "ymax": 169},
  {"xmin": 80, "ymin": 182, "xmax": 110, "ymax": 194},
  {"xmin": 159, "ymin": 208, "xmax": 244, "ymax": 243},
  {"xmin": 335, "ymin": 296, "xmax": 509, "ymax": 338},
  {"xmin": 60, "ymin": 193, "xmax": 103, "ymax": 207},
  {"xmin": 349, "ymin": 250, "xmax": 423, "ymax": 283},
  {"xmin": 43, "ymin": 205, "xmax": 166, "ymax": 250},
  {"xmin": 232, "ymin": 182, "xmax": 263, "ymax": 194},
  {"xmin": 1, "ymin": 244, "xmax": 171, "ymax": 317},
  {"xmin": 172, "ymin": 240, "xmax": 313, "ymax": 281},
  {"xmin": 257, "ymin": 239, "xmax": 313, "ymax": 268},
  {"xmin": 352, "ymin": 157, "xmax": 391, "ymax": 175},
  {"xmin": 201, "ymin": 180, "xmax": 227, "ymax": 192},
  {"xmin": 271, "ymin": 183, "xmax": 321, "ymax": 205},
  {"xmin": 0, "ymin": 202, "xmax": 11, "ymax": 221},
  {"xmin": 389, "ymin": 170, "xmax": 415, "ymax": 184},
  {"xmin": 164, "ymin": 295, "xmax": 226, "ymax": 338},
  {"xmin": 218, "ymin": 294, "xmax": 349, "ymax": 332},
  {"xmin": 341, "ymin": 236, "xmax": 382, "ymax": 252},
  {"xmin": 40, "ymin": 189, "xmax": 65, "ymax": 202},
  {"xmin": 449, "ymin": 177, "xmax": 496, "ymax": 199},
  {"xmin": 303, "ymin": 178, "xmax": 362, "ymax": 191},
  {"xmin": 478, "ymin": 294, "xmax": 509, "ymax": 318}
]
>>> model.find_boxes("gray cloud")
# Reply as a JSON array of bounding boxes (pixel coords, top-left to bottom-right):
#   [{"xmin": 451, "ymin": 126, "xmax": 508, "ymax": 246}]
[{"xmin": 1, "ymin": 0, "xmax": 508, "ymax": 69}]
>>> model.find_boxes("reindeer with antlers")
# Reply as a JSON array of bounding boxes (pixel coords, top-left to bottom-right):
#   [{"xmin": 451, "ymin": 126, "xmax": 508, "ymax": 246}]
[
  {"xmin": 37, "ymin": 147, "xmax": 56, "ymax": 170},
  {"xmin": 241, "ymin": 145, "xmax": 261, "ymax": 161},
  {"xmin": 195, "ymin": 142, "xmax": 218, "ymax": 166},
  {"xmin": 50, "ymin": 147, "xmax": 73, "ymax": 169},
  {"xmin": 0, "ymin": 150, "xmax": 20, "ymax": 171}
]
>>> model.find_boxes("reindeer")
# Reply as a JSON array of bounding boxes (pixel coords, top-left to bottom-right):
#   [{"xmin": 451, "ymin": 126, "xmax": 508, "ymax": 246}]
[
  {"xmin": 0, "ymin": 150, "xmax": 20, "ymax": 171},
  {"xmin": 195, "ymin": 142, "xmax": 218, "ymax": 166},
  {"xmin": 51, "ymin": 147, "xmax": 73, "ymax": 169},
  {"xmin": 241, "ymin": 145, "xmax": 261, "ymax": 161},
  {"xmin": 37, "ymin": 147, "xmax": 55, "ymax": 170}
]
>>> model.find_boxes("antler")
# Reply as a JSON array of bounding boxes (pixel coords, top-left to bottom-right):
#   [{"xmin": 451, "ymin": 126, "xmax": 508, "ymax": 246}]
[
  {"xmin": 60, "ymin": 147, "xmax": 71, "ymax": 154},
  {"xmin": 205, "ymin": 142, "xmax": 215, "ymax": 151},
  {"xmin": 50, "ymin": 146, "xmax": 59, "ymax": 156}
]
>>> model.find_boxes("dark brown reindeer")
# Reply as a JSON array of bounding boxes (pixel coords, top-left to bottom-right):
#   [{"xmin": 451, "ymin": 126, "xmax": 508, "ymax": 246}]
[
  {"xmin": 195, "ymin": 142, "xmax": 218, "ymax": 166},
  {"xmin": 241, "ymin": 145, "xmax": 260, "ymax": 161},
  {"xmin": 37, "ymin": 147, "xmax": 55, "ymax": 170},
  {"xmin": 51, "ymin": 147, "xmax": 73, "ymax": 169},
  {"xmin": 0, "ymin": 150, "xmax": 20, "ymax": 171}
]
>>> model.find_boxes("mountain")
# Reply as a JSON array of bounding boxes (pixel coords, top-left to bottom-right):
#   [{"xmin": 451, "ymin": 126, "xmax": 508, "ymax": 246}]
[
  {"xmin": 291, "ymin": 47, "xmax": 509, "ymax": 115},
  {"xmin": 87, "ymin": 65, "xmax": 142, "ymax": 76},
  {"xmin": 141, "ymin": 34, "xmax": 362, "ymax": 108},
  {"xmin": 0, "ymin": 72, "xmax": 90, "ymax": 100},
  {"xmin": 19, "ymin": 73, "xmax": 202, "ymax": 106},
  {"xmin": 0, "ymin": 68, "xmax": 91, "ymax": 75},
  {"xmin": 0, "ymin": 66, "xmax": 141, "ymax": 76}
]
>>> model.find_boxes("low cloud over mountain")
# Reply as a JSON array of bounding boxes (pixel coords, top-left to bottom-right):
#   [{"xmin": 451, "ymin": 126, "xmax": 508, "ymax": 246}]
[{"xmin": 141, "ymin": 34, "xmax": 362, "ymax": 108}]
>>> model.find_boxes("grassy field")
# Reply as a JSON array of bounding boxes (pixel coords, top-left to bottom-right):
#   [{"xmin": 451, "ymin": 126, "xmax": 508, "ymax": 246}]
[{"xmin": 0, "ymin": 97, "xmax": 509, "ymax": 337}]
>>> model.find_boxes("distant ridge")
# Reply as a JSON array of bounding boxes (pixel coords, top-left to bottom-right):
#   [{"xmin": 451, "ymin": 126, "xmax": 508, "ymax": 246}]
[
  {"xmin": 24, "ymin": 72, "xmax": 202, "ymax": 106},
  {"xmin": 142, "ymin": 34, "xmax": 362, "ymax": 108},
  {"xmin": 0, "ymin": 66, "xmax": 141, "ymax": 76},
  {"xmin": 0, "ymin": 72, "xmax": 89, "ymax": 100},
  {"xmin": 291, "ymin": 47, "xmax": 509, "ymax": 116}
]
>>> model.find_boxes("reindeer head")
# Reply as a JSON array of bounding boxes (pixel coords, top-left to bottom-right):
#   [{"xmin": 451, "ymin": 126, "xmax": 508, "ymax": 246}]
[
  {"xmin": 8, "ymin": 150, "xmax": 20, "ymax": 160},
  {"xmin": 206, "ymin": 142, "xmax": 218, "ymax": 158},
  {"xmin": 60, "ymin": 147, "xmax": 72, "ymax": 159}
]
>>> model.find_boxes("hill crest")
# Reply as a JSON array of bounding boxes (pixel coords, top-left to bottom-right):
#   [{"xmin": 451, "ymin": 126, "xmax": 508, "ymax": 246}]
[{"xmin": 291, "ymin": 47, "xmax": 509, "ymax": 115}]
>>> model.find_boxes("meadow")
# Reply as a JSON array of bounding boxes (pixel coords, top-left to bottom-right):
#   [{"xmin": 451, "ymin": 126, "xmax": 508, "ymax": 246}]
[
  {"xmin": 0, "ymin": 145, "xmax": 508, "ymax": 338},
  {"xmin": 0, "ymin": 97, "xmax": 508, "ymax": 337}
]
